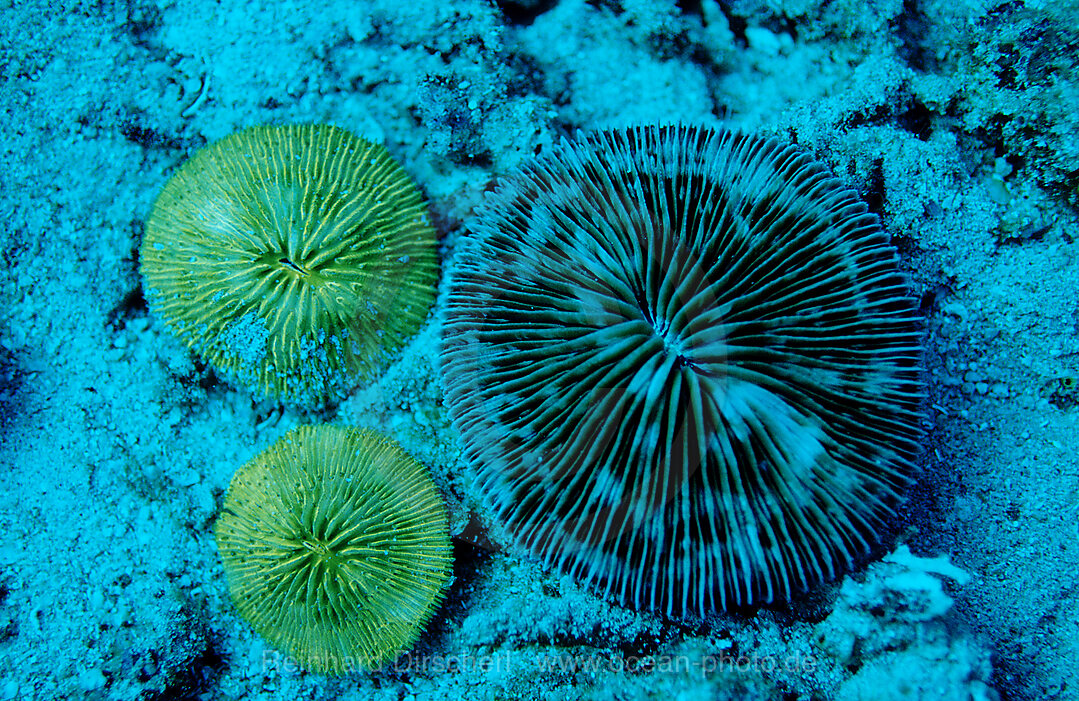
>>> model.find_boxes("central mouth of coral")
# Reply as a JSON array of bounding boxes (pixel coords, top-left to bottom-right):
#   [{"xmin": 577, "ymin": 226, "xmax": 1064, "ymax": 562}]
[
  {"xmin": 302, "ymin": 538, "xmax": 332, "ymax": 556},
  {"xmin": 278, "ymin": 256, "xmax": 310, "ymax": 275},
  {"xmin": 255, "ymin": 249, "xmax": 316, "ymax": 278},
  {"xmin": 642, "ymin": 307, "xmax": 688, "ymax": 364},
  {"xmin": 658, "ymin": 328, "xmax": 690, "ymax": 367},
  {"xmin": 278, "ymin": 253, "xmax": 315, "ymax": 278}
]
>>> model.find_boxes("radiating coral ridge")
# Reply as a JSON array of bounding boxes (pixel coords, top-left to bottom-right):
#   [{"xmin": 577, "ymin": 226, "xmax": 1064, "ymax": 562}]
[
  {"xmin": 141, "ymin": 124, "xmax": 438, "ymax": 405},
  {"xmin": 441, "ymin": 124, "xmax": 925, "ymax": 616},
  {"xmin": 215, "ymin": 425, "xmax": 453, "ymax": 673}
]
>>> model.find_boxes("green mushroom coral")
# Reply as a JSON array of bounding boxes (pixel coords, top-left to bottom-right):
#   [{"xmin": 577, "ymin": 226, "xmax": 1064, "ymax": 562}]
[
  {"xmin": 141, "ymin": 123, "xmax": 438, "ymax": 406},
  {"xmin": 215, "ymin": 425, "xmax": 453, "ymax": 673}
]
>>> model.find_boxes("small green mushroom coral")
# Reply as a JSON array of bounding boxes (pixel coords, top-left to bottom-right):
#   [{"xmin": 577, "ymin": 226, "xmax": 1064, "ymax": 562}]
[
  {"xmin": 215, "ymin": 425, "xmax": 453, "ymax": 673},
  {"xmin": 141, "ymin": 124, "xmax": 439, "ymax": 406}
]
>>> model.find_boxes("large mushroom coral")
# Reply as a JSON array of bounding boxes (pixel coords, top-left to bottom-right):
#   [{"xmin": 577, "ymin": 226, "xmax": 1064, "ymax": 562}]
[{"xmin": 441, "ymin": 125, "xmax": 924, "ymax": 616}]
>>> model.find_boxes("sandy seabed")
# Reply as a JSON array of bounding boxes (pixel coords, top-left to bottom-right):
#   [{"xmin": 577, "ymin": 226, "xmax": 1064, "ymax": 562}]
[{"xmin": 1, "ymin": 0, "xmax": 1077, "ymax": 699}]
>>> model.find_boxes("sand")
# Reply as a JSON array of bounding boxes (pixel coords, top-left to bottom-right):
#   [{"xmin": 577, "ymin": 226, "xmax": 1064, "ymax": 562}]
[{"xmin": 1, "ymin": 0, "xmax": 1077, "ymax": 699}]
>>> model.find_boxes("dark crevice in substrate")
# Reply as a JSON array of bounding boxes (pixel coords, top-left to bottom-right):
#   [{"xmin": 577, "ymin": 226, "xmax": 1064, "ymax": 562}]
[
  {"xmin": 107, "ymin": 288, "xmax": 148, "ymax": 332},
  {"xmin": 894, "ymin": 0, "xmax": 935, "ymax": 72},
  {"xmin": 497, "ymin": 0, "xmax": 559, "ymax": 26},
  {"xmin": 119, "ymin": 119, "xmax": 191, "ymax": 153}
]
